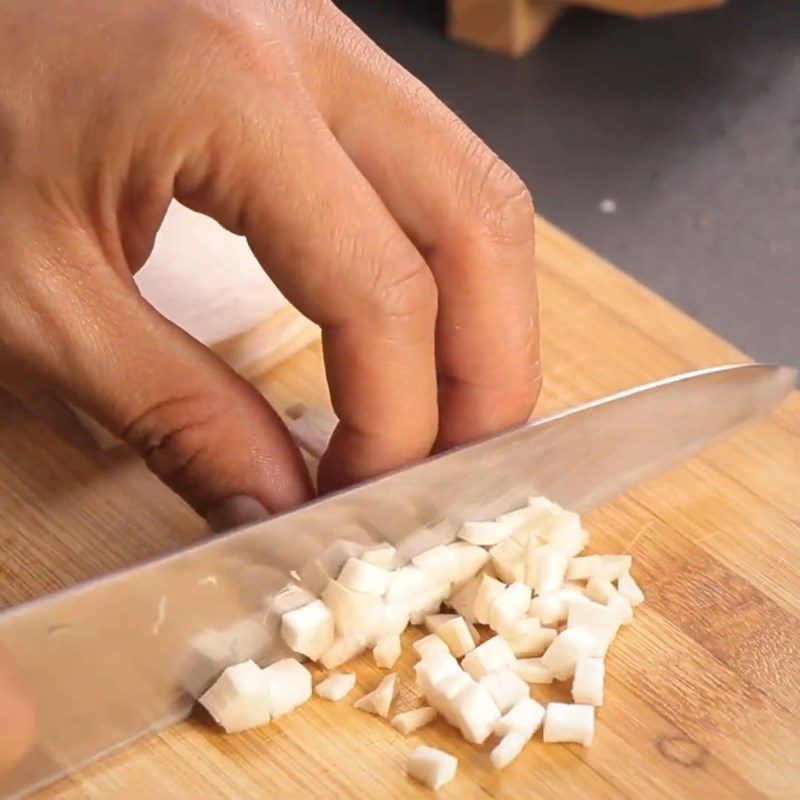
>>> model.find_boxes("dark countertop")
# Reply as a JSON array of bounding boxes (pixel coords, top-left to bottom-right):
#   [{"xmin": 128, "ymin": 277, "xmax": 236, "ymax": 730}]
[{"xmin": 337, "ymin": 0, "xmax": 799, "ymax": 367}]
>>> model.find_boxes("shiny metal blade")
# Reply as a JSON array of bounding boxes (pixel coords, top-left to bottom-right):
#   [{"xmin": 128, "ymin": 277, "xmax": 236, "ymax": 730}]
[{"xmin": 1, "ymin": 363, "xmax": 794, "ymax": 798}]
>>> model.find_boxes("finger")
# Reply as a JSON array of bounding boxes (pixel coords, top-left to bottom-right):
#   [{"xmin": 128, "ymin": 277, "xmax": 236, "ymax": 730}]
[
  {"xmin": 172, "ymin": 44, "xmax": 438, "ymax": 490},
  {"xmin": 0, "ymin": 645, "xmax": 35, "ymax": 775},
  {"xmin": 0, "ymin": 219, "xmax": 312, "ymax": 519},
  {"xmin": 299, "ymin": 10, "xmax": 542, "ymax": 450}
]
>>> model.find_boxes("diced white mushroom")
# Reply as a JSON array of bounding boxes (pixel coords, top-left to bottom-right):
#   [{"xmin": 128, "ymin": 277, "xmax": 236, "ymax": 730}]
[
  {"xmin": 320, "ymin": 579, "xmax": 385, "ymax": 642},
  {"xmin": 461, "ymin": 635, "xmax": 516, "ymax": 680},
  {"xmin": 490, "ymin": 730, "xmax": 528, "ymax": 770},
  {"xmin": 435, "ymin": 616, "xmax": 477, "ymax": 658},
  {"xmin": 198, "ymin": 660, "xmax": 271, "ymax": 733},
  {"xmin": 320, "ymin": 540, "xmax": 366, "ymax": 576},
  {"xmin": 490, "ymin": 582, "xmax": 533, "ymax": 633},
  {"xmin": 540, "ymin": 627, "xmax": 598, "ymax": 680},
  {"xmin": 446, "ymin": 575, "xmax": 481, "ymax": 623},
  {"xmin": 261, "ymin": 659, "xmax": 312, "ymax": 718},
  {"xmin": 494, "ymin": 506, "xmax": 537, "ymax": 531},
  {"xmin": 479, "ymin": 667, "xmax": 529, "ymax": 714},
  {"xmin": 607, "ymin": 594, "xmax": 634, "ymax": 624},
  {"xmin": 506, "ymin": 626, "xmax": 557, "ymax": 658},
  {"xmin": 412, "ymin": 545, "xmax": 456, "ymax": 585},
  {"xmin": 447, "ymin": 542, "xmax": 491, "ymax": 587},
  {"xmin": 297, "ymin": 558, "xmax": 331, "ymax": 597},
  {"xmin": 528, "ymin": 592, "xmax": 569, "ymax": 626},
  {"xmin": 314, "ymin": 672, "xmax": 356, "ymax": 701},
  {"xmin": 373, "ymin": 634, "xmax": 401, "ymax": 669},
  {"xmin": 538, "ymin": 511, "xmax": 588, "ymax": 558},
  {"xmin": 473, "ymin": 574, "xmax": 507, "ymax": 625},
  {"xmin": 567, "ymin": 600, "xmax": 622, "ymax": 657},
  {"xmin": 319, "ymin": 635, "xmax": 366, "ymax": 670},
  {"xmin": 355, "ymin": 673, "xmax": 398, "ymax": 718},
  {"xmin": 497, "ymin": 497, "xmax": 557, "ymax": 535},
  {"xmin": 406, "ymin": 745, "xmax": 458, "ymax": 790},
  {"xmin": 596, "ymin": 555, "xmax": 633, "ymax": 581},
  {"xmin": 269, "ymin": 583, "xmax": 318, "ymax": 616},
  {"xmin": 431, "ymin": 669, "xmax": 474, "ymax": 701},
  {"xmin": 361, "ymin": 543, "xmax": 396, "ymax": 571},
  {"xmin": 353, "ymin": 693, "xmax": 374, "ymax": 713},
  {"xmin": 408, "ymin": 582, "xmax": 450, "ymax": 625},
  {"xmin": 372, "ymin": 672, "xmax": 399, "ymax": 717},
  {"xmin": 379, "ymin": 604, "xmax": 411, "ymax": 637},
  {"xmin": 572, "ymin": 658, "xmax": 604, "ymax": 706},
  {"xmin": 543, "ymin": 702, "xmax": 594, "ymax": 746},
  {"xmin": 511, "ymin": 529, "xmax": 543, "ymax": 550},
  {"xmin": 512, "ymin": 657, "xmax": 556, "ymax": 684},
  {"xmin": 489, "ymin": 538, "xmax": 526, "ymax": 584},
  {"xmin": 413, "ymin": 633, "xmax": 451, "ymax": 661},
  {"xmin": 457, "ymin": 520, "xmax": 514, "ymax": 546},
  {"xmin": 492, "ymin": 696, "xmax": 545, "ymax": 739},
  {"xmin": 528, "ymin": 495, "xmax": 558, "ymax": 511},
  {"xmin": 280, "ymin": 599, "xmax": 334, "ymax": 661},
  {"xmin": 384, "ymin": 566, "xmax": 431, "ymax": 606},
  {"xmin": 498, "ymin": 615, "xmax": 540, "ymax": 640},
  {"xmin": 414, "ymin": 653, "xmax": 462, "ymax": 689},
  {"xmin": 391, "ymin": 706, "xmax": 437, "ymax": 736},
  {"xmin": 617, "ymin": 571, "xmax": 645, "ymax": 606},
  {"xmin": 566, "ymin": 555, "xmax": 602, "ymax": 581},
  {"xmin": 527, "ymin": 545, "xmax": 569, "ymax": 595},
  {"xmin": 467, "ymin": 621, "xmax": 481, "ymax": 644},
  {"xmin": 452, "ymin": 681, "xmax": 501, "ymax": 744},
  {"xmin": 425, "ymin": 613, "xmax": 457, "ymax": 633},
  {"xmin": 338, "ymin": 557, "xmax": 391, "ymax": 596},
  {"xmin": 584, "ymin": 577, "xmax": 617, "ymax": 605}
]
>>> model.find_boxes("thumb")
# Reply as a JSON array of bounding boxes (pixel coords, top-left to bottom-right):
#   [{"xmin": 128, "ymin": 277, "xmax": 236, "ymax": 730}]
[
  {"xmin": 0, "ymin": 227, "xmax": 313, "ymax": 521},
  {"xmin": 0, "ymin": 646, "xmax": 35, "ymax": 776}
]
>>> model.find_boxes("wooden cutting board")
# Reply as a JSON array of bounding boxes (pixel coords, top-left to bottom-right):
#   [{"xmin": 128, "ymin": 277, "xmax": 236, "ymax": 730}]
[{"xmin": 2, "ymin": 219, "xmax": 798, "ymax": 799}]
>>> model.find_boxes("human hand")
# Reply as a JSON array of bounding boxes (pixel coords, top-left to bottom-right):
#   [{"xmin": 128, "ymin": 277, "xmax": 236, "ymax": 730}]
[
  {"xmin": 0, "ymin": 0, "xmax": 540, "ymax": 523},
  {"xmin": 0, "ymin": 647, "xmax": 35, "ymax": 776}
]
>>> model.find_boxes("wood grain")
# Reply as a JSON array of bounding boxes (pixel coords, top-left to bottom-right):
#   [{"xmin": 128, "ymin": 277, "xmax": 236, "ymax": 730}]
[{"xmin": 1, "ymin": 218, "xmax": 797, "ymax": 798}]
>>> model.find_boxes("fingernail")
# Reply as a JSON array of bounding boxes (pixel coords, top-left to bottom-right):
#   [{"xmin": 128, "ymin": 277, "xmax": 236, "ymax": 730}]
[{"xmin": 207, "ymin": 495, "xmax": 269, "ymax": 533}]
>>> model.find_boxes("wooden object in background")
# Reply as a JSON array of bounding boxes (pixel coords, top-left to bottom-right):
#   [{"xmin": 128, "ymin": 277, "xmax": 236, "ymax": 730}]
[
  {"xmin": 1, "ymin": 218, "xmax": 798, "ymax": 798},
  {"xmin": 448, "ymin": 0, "xmax": 726, "ymax": 56},
  {"xmin": 448, "ymin": 0, "xmax": 565, "ymax": 57}
]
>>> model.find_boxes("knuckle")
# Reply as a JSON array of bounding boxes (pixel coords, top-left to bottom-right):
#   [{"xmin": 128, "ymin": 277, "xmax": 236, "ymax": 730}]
[
  {"xmin": 120, "ymin": 392, "xmax": 224, "ymax": 491},
  {"xmin": 471, "ymin": 155, "xmax": 536, "ymax": 247},
  {"xmin": 369, "ymin": 239, "xmax": 438, "ymax": 323},
  {"xmin": 184, "ymin": 0, "xmax": 295, "ymax": 79}
]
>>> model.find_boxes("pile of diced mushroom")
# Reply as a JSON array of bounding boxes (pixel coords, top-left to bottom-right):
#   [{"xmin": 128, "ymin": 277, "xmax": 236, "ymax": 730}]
[{"xmin": 199, "ymin": 496, "xmax": 644, "ymax": 791}]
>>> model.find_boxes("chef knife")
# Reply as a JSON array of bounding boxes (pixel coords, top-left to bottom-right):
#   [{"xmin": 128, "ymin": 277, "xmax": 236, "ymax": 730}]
[{"xmin": 0, "ymin": 362, "xmax": 795, "ymax": 798}]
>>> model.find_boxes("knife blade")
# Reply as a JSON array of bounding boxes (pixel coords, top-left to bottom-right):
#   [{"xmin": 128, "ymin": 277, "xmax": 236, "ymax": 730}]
[{"xmin": 0, "ymin": 362, "xmax": 795, "ymax": 798}]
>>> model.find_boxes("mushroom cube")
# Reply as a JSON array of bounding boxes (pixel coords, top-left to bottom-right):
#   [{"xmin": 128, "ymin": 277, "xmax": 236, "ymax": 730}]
[
  {"xmin": 543, "ymin": 702, "xmax": 594, "ymax": 746},
  {"xmin": 406, "ymin": 746, "xmax": 457, "ymax": 790},
  {"xmin": 261, "ymin": 659, "xmax": 312, "ymax": 718},
  {"xmin": 479, "ymin": 667, "xmax": 529, "ymax": 714},
  {"xmin": 461, "ymin": 636, "xmax": 516, "ymax": 681},
  {"xmin": 314, "ymin": 672, "xmax": 356, "ymax": 701},
  {"xmin": 490, "ymin": 731, "xmax": 528, "ymax": 770},
  {"xmin": 198, "ymin": 660, "xmax": 271, "ymax": 733},
  {"xmin": 280, "ymin": 599, "xmax": 334, "ymax": 661},
  {"xmin": 572, "ymin": 658, "xmax": 604, "ymax": 706}
]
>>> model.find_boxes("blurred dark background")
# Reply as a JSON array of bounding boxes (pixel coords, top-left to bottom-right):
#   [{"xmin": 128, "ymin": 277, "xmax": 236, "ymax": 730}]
[{"xmin": 337, "ymin": 0, "xmax": 799, "ymax": 366}]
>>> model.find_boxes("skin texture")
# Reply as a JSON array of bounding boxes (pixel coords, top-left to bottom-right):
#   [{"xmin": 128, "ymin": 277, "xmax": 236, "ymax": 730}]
[{"xmin": 0, "ymin": 0, "xmax": 540, "ymax": 771}]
